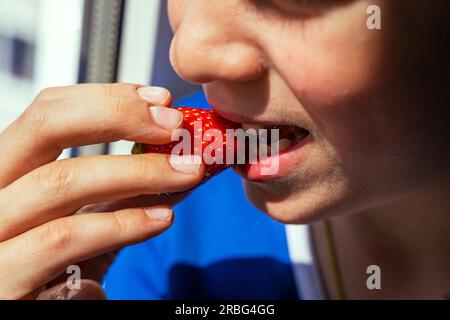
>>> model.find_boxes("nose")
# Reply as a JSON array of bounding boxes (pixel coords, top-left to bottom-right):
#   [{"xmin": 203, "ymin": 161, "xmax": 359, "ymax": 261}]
[{"xmin": 169, "ymin": 0, "xmax": 266, "ymax": 84}]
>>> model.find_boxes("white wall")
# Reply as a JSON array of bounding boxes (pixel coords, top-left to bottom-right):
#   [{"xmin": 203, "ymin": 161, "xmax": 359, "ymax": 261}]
[{"xmin": 0, "ymin": 0, "xmax": 84, "ymax": 159}]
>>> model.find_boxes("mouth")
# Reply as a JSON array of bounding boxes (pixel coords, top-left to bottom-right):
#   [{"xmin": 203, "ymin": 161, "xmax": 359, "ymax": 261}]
[
  {"xmin": 211, "ymin": 107, "xmax": 312, "ymax": 181},
  {"xmin": 236, "ymin": 122, "xmax": 311, "ymax": 182},
  {"xmin": 241, "ymin": 123, "xmax": 310, "ymax": 156}
]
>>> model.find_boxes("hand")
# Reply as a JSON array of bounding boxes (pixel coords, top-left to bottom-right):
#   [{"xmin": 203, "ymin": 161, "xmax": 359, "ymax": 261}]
[{"xmin": 0, "ymin": 84, "xmax": 205, "ymax": 300}]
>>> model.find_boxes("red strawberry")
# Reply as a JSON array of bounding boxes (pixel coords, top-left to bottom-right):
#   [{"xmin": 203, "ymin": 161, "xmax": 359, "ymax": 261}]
[{"xmin": 132, "ymin": 107, "xmax": 241, "ymax": 185}]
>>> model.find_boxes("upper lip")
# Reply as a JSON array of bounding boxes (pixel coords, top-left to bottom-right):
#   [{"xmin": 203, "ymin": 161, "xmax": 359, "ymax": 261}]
[{"xmin": 212, "ymin": 107, "xmax": 309, "ymax": 131}]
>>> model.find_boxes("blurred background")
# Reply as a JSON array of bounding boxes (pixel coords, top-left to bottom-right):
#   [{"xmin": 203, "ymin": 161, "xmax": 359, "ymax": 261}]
[{"xmin": 0, "ymin": 0, "xmax": 199, "ymax": 157}]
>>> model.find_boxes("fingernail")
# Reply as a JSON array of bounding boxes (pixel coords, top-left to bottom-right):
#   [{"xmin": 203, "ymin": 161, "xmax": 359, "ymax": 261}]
[
  {"xmin": 149, "ymin": 106, "xmax": 183, "ymax": 131},
  {"xmin": 169, "ymin": 155, "xmax": 202, "ymax": 175},
  {"xmin": 137, "ymin": 86, "xmax": 169, "ymax": 104},
  {"xmin": 144, "ymin": 206, "xmax": 173, "ymax": 222}
]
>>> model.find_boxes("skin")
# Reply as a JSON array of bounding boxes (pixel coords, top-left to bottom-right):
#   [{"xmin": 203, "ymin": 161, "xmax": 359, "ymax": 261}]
[
  {"xmin": 1, "ymin": 0, "xmax": 449, "ymax": 300},
  {"xmin": 0, "ymin": 84, "xmax": 205, "ymax": 299},
  {"xmin": 168, "ymin": 0, "xmax": 450, "ymax": 298}
]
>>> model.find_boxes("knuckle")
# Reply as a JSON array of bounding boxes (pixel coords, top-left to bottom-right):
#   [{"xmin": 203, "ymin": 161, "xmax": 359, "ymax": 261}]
[
  {"xmin": 135, "ymin": 154, "xmax": 200, "ymax": 191},
  {"xmin": 100, "ymin": 83, "xmax": 118, "ymax": 97},
  {"xmin": 22, "ymin": 102, "xmax": 52, "ymax": 135},
  {"xmin": 36, "ymin": 87, "xmax": 59, "ymax": 100},
  {"xmin": 108, "ymin": 210, "xmax": 154, "ymax": 241},
  {"xmin": 101, "ymin": 83, "xmax": 139, "ymax": 97},
  {"xmin": 112, "ymin": 83, "xmax": 137, "ymax": 93},
  {"xmin": 107, "ymin": 96, "xmax": 147, "ymax": 130},
  {"xmin": 108, "ymin": 212, "xmax": 129, "ymax": 238},
  {"xmin": 41, "ymin": 219, "xmax": 74, "ymax": 252},
  {"xmin": 130, "ymin": 155, "xmax": 153, "ymax": 180},
  {"xmin": 37, "ymin": 161, "xmax": 76, "ymax": 197},
  {"xmin": 107, "ymin": 96, "xmax": 132, "ymax": 121}
]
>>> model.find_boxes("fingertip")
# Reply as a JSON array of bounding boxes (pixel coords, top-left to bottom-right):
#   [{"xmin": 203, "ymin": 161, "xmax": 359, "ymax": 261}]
[
  {"xmin": 169, "ymin": 155, "xmax": 203, "ymax": 175},
  {"xmin": 137, "ymin": 86, "xmax": 172, "ymax": 106},
  {"xmin": 149, "ymin": 106, "xmax": 184, "ymax": 131},
  {"xmin": 144, "ymin": 205, "xmax": 174, "ymax": 222}
]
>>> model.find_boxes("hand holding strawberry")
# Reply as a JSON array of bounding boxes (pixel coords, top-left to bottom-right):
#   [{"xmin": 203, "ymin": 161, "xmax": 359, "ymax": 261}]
[{"xmin": 133, "ymin": 107, "xmax": 241, "ymax": 185}]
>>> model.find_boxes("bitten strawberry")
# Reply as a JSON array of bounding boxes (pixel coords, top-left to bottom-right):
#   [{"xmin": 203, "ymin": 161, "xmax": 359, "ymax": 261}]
[{"xmin": 132, "ymin": 107, "xmax": 241, "ymax": 184}]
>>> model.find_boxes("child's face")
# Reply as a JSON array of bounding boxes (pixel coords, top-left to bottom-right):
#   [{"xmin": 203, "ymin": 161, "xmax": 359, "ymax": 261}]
[{"xmin": 168, "ymin": 0, "xmax": 450, "ymax": 223}]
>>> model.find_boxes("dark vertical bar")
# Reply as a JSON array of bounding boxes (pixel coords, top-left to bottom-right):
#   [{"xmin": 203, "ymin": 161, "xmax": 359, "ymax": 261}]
[{"xmin": 72, "ymin": 0, "xmax": 126, "ymax": 158}]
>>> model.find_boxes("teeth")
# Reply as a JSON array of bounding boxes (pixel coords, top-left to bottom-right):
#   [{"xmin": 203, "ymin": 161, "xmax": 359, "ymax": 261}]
[
  {"xmin": 258, "ymin": 142, "xmax": 271, "ymax": 157},
  {"xmin": 264, "ymin": 139, "xmax": 293, "ymax": 156},
  {"xmin": 277, "ymin": 138, "xmax": 293, "ymax": 152},
  {"xmin": 242, "ymin": 123, "xmax": 266, "ymax": 131},
  {"xmin": 242, "ymin": 123, "xmax": 308, "ymax": 157},
  {"xmin": 255, "ymin": 138, "xmax": 293, "ymax": 158}
]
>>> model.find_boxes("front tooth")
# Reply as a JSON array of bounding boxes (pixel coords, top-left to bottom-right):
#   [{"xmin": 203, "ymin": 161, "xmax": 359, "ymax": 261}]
[
  {"xmin": 275, "ymin": 138, "xmax": 293, "ymax": 153},
  {"xmin": 258, "ymin": 143, "xmax": 271, "ymax": 157},
  {"xmin": 242, "ymin": 123, "xmax": 266, "ymax": 131}
]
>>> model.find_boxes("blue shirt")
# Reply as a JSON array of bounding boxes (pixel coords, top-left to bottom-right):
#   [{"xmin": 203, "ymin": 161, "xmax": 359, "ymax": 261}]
[{"xmin": 103, "ymin": 92, "xmax": 299, "ymax": 300}]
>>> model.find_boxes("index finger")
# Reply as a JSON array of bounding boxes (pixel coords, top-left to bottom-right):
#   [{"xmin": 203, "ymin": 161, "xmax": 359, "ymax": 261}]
[{"xmin": 0, "ymin": 84, "xmax": 179, "ymax": 187}]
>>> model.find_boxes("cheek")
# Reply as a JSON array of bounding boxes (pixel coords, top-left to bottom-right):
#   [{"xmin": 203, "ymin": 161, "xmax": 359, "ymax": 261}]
[
  {"xmin": 270, "ymin": 1, "xmax": 385, "ymax": 106},
  {"xmin": 267, "ymin": 2, "xmax": 394, "ymax": 158},
  {"xmin": 264, "ymin": 3, "xmax": 433, "ymax": 188}
]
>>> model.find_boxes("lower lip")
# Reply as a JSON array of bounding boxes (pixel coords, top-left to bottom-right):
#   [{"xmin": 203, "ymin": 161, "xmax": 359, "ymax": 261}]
[{"xmin": 234, "ymin": 135, "xmax": 311, "ymax": 182}]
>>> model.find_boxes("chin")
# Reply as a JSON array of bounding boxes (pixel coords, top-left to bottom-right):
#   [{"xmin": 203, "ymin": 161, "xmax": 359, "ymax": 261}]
[
  {"xmin": 242, "ymin": 175, "xmax": 360, "ymax": 225},
  {"xmin": 243, "ymin": 181, "xmax": 328, "ymax": 225}
]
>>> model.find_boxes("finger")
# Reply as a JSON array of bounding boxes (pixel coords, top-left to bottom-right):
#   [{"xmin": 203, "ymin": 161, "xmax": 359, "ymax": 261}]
[
  {"xmin": 37, "ymin": 280, "xmax": 106, "ymax": 300},
  {"xmin": 0, "ymin": 206, "xmax": 174, "ymax": 300},
  {"xmin": 46, "ymin": 251, "xmax": 117, "ymax": 287},
  {"xmin": 0, "ymin": 154, "xmax": 203, "ymax": 241},
  {"xmin": 0, "ymin": 84, "xmax": 176, "ymax": 187},
  {"xmin": 79, "ymin": 193, "xmax": 190, "ymax": 214},
  {"xmin": 35, "ymin": 83, "xmax": 173, "ymax": 106}
]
